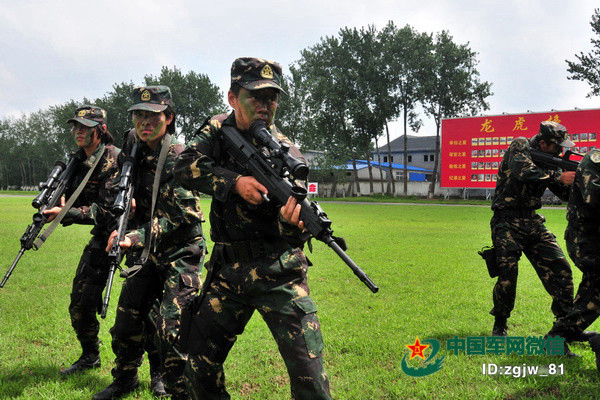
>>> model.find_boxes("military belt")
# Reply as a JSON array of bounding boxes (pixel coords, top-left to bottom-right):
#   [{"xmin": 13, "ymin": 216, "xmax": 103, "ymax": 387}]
[
  {"xmin": 215, "ymin": 239, "xmax": 290, "ymax": 263},
  {"xmin": 494, "ymin": 208, "xmax": 537, "ymax": 219}
]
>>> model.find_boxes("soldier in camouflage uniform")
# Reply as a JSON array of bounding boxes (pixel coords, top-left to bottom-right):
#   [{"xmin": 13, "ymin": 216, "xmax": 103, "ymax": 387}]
[
  {"xmin": 174, "ymin": 57, "xmax": 331, "ymax": 400},
  {"xmin": 43, "ymin": 106, "xmax": 121, "ymax": 375},
  {"xmin": 45, "ymin": 106, "xmax": 166, "ymax": 393},
  {"xmin": 92, "ymin": 86, "xmax": 204, "ymax": 400},
  {"xmin": 545, "ymin": 149, "xmax": 600, "ymax": 363},
  {"xmin": 490, "ymin": 121, "xmax": 577, "ymax": 338}
]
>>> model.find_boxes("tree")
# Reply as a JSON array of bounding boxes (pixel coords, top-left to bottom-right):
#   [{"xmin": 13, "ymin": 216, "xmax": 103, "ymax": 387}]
[
  {"xmin": 379, "ymin": 23, "xmax": 431, "ymax": 195},
  {"xmin": 566, "ymin": 8, "xmax": 600, "ymax": 97},
  {"xmin": 292, "ymin": 26, "xmax": 394, "ymax": 195},
  {"xmin": 277, "ymin": 65, "xmax": 309, "ymax": 144},
  {"xmin": 93, "ymin": 81, "xmax": 136, "ymax": 144},
  {"xmin": 293, "ymin": 34, "xmax": 364, "ymax": 194},
  {"xmin": 144, "ymin": 66, "xmax": 226, "ymax": 141},
  {"xmin": 421, "ymin": 30, "xmax": 492, "ymax": 198},
  {"xmin": 0, "ymin": 66, "xmax": 226, "ymax": 188}
]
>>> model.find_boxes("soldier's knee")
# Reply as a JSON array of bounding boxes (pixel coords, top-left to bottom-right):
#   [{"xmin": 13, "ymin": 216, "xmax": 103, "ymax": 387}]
[
  {"xmin": 111, "ymin": 308, "xmax": 144, "ymax": 340},
  {"xmin": 183, "ymin": 312, "xmax": 236, "ymax": 364}
]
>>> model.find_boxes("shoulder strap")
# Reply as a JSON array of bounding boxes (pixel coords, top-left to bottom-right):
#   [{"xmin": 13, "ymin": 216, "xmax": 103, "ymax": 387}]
[{"xmin": 122, "ymin": 134, "xmax": 172, "ymax": 277}]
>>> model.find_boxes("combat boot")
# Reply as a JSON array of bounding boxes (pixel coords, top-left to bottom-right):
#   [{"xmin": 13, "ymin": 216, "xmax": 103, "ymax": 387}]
[
  {"xmin": 60, "ymin": 352, "xmax": 101, "ymax": 375},
  {"xmin": 61, "ymin": 340, "xmax": 101, "ymax": 376},
  {"xmin": 150, "ymin": 371, "xmax": 168, "ymax": 397},
  {"xmin": 92, "ymin": 375, "xmax": 139, "ymax": 400},
  {"xmin": 589, "ymin": 334, "xmax": 600, "ymax": 371},
  {"xmin": 492, "ymin": 316, "xmax": 507, "ymax": 336},
  {"xmin": 148, "ymin": 355, "xmax": 168, "ymax": 397}
]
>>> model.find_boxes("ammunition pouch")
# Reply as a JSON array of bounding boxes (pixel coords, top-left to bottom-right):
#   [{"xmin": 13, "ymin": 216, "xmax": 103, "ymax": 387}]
[{"xmin": 478, "ymin": 246, "xmax": 499, "ymax": 278}]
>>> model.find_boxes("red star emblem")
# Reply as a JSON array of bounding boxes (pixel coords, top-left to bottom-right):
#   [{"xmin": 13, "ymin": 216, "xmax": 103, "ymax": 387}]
[{"xmin": 405, "ymin": 337, "xmax": 430, "ymax": 360}]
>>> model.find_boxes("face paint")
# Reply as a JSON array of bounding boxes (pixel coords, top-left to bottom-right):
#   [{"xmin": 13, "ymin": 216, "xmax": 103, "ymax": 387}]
[
  {"xmin": 234, "ymin": 88, "xmax": 279, "ymax": 131},
  {"xmin": 132, "ymin": 110, "xmax": 168, "ymax": 145},
  {"xmin": 71, "ymin": 124, "xmax": 96, "ymax": 147}
]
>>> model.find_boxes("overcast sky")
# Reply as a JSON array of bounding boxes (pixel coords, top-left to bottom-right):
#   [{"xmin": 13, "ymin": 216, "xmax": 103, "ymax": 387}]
[{"xmin": 1, "ymin": 0, "xmax": 598, "ymax": 139}]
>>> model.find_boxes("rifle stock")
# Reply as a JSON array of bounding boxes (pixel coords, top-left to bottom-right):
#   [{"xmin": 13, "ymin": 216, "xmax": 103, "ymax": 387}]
[
  {"xmin": 1, "ymin": 155, "xmax": 78, "ymax": 288},
  {"xmin": 220, "ymin": 122, "xmax": 379, "ymax": 293}
]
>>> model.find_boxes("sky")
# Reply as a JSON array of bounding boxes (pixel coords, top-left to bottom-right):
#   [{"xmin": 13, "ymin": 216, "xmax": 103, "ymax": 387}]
[{"xmin": 0, "ymin": 0, "xmax": 598, "ymax": 140}]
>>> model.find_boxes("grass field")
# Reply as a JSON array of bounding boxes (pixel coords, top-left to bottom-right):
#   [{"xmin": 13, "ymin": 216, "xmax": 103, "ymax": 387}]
[{"xmin": 0, "ymin": 195, "xmax": 598, "ymax": 399}]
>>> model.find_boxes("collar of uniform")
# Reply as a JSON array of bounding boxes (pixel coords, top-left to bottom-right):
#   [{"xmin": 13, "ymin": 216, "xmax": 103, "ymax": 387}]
[
  {"xmin": 83, "ymin": 143, "xmax": 105, "ymax": 168},
  {"xmin": 223, "ymin": 111, "xmax": 237, "ymax": 128},
  {"xmin": 140, "ymin": 134, "xmax": 173, "ymax": 158}
]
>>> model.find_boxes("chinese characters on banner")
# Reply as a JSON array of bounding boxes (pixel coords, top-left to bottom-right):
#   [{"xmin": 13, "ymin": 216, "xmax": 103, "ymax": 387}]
[{"xmin": 441, "ymin": 109, "xmax": 600, "ymax": 188}]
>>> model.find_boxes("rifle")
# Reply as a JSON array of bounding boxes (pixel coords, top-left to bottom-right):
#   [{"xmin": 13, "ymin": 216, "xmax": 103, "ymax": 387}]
[
  {"xmin": 220, "ymin": 120, "xmax": 379, "ymax": 293},
  {"xmin": 1, "ymin": 155, "xmax": 79, "ymax": 288},
  {"xmin": 100, "ymin": 141, "xmax": 139, "ymax": 318},
  {"xmin": 531, "ymin": 149, "xmax": 582, "ymax": 172}
]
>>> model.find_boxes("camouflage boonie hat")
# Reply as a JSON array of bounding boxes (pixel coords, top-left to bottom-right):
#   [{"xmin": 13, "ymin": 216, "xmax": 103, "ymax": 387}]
[
  {"xmin": 127, "ymin": 85, "xmax": 174, "ymax": 113},
  {"xmin": 67, "ymin": 105, "xmax": 107, "ymax": 127},
  {"xmin": 231, "ymin": 57, "xmax": 285, "ymax": 93},
  {"xmin": 538, "ymin": 121, "xmax": 574, "ymax": 148}
]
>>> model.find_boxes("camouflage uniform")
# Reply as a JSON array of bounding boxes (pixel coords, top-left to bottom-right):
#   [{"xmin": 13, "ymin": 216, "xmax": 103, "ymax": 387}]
[
  {"xmin": 108, "ymin": 130, "xmax": 204, "ymax": 398},
  {"xmin": 58, "ymin": 105, "xmax": 146, "ymax": 375},
  {"xmin": 548, "ymin": 150, "xmax": 600, "ymax": 339},
  {"xmin": 490, "ymin": 129, "xmax": 574, "ymax": 326},
  {"xmin": 62, "ymin": 140, "xmax": 120, "ymax": 361},
  {"xmin": 174, "ymin": 109, "xmax": 331, "ymax": 400}
]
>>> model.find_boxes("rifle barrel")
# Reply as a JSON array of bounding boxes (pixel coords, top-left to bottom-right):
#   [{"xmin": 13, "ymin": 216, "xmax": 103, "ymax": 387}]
[
  {"xmin": 101, "ymin": 264, "xmax": 116, "ymax": 319},
  {"xmin": 1, "ymin": 248, "xmax": 26, "ymax": 288},
  {"xmin": 328, "ymin": 240, "xmax": 379, "ymax": 293}
]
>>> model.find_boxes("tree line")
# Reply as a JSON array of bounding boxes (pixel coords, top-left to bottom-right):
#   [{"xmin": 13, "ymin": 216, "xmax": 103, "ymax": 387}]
[
  {"xmin": 3, "ymin": 14, "xmax": 599, "ymax": 195},
  {"xmin": 277, "ymin": 22, "xmax": 492, "ymax": 198},
  {"xmin": 0, "ymin": 67, "xmax": 226, "ymax": 189}
]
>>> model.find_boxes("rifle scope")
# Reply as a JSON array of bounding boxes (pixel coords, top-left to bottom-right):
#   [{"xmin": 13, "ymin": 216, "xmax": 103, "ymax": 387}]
[
  {"xmin": 32, "ymin": 161, "xmax": 66, "ymax": 209},
  {"xmin": 249, "ymin": 121, "xmax": 309, "ymax": 180}
]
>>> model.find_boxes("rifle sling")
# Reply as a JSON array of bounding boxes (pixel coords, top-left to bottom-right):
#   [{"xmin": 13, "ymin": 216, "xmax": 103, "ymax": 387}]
[{"xmin": 33, "ymin": 144, "xmax": 106, "ymax": 250}]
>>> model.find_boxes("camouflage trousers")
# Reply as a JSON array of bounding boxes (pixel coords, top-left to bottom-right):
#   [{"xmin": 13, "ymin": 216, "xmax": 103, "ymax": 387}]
[
  {"xmin": 183, "ymin": 244, "xmax": 331, "ymax": 400},
  {"xmin": 70, "ymin": 235, "xmax": 162, "ymax": 366},
  {"xmin": 548, "ymin": 228, "xmax": 600, "ymax": 338},
  {"xmin": 110, "ymin": 239, "xmax": 203, "ymax": 397},
  {"xmin": 69, "ymin": 235, "xmax": 110, "ymax": 354},
  {"xmin": 490, "ymin": 214, "xmax": 574, "ymax": 320}
]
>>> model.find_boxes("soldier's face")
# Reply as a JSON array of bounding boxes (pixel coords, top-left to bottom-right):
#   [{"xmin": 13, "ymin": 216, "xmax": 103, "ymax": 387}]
[
  {"xmin": 229, "ymin": 87, "xmax": 279, "ymax": 131},
  {"xmin": 71, "ymin": 122, "xmax": 99, "ymax": 149},
  {"xmin": 540, "ymin": 140, "xmax": 562, "ymax": 156},
  {"xmin": 132, "ymin": 110, "xmax": 172, "ymax": 146}
]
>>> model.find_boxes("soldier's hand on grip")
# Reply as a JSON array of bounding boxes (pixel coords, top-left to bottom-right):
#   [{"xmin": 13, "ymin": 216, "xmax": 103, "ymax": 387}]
[
  {"xmin": 280, "ymin": 196, "xmax": 304, "ymax": 230},
  {"xmin": 105, "ymin": 230, "xmax": 132, "ymax": 253},
  {"xmin": 559, "ymin": 171, "xmax": 576, "ymax": 185},
  {"xmin": 234, "ymin": 176, "xmax": 268, "ymax": 205}
]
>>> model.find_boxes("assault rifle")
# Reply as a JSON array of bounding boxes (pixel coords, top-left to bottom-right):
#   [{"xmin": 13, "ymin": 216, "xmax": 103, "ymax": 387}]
[
  {"xmin": 531, "ymin": 149, "xmax": 582, "ymax": 172},
  {"xmin": 100, "ymin": 141, "xmax": 139, "ymax": 318},
  {"xmin": 1, "ymin": 155, "xmax": 79, "ymax": 287},
  {"xmin": 220, "ymin": 121, "xmax": 379, "ymax": 293}
]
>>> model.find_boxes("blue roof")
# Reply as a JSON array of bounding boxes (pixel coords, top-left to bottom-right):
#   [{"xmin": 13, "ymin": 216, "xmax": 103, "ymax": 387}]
[
  {"xmin": 353, "ymin": 160, "xmax": 432, "ymax": 172},
  {"xmin": 320, "ymin": 160, "xmax": 432, "ymax": 173}
]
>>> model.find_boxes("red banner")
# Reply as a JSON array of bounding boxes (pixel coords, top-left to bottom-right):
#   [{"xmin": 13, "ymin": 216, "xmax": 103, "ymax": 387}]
[{"xmin": 441, "ymin": 109, "xmax": 600, "ymax": 188}]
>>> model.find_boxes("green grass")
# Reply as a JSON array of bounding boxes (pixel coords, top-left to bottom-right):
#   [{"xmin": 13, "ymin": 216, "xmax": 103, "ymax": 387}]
[
  {"xmin": 0, "ymin": 196, "xmax": 597, "ymax": 399},
  {"xmin": 314, "ymin": 193, "xmax": 493, "ymax": 206}
]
